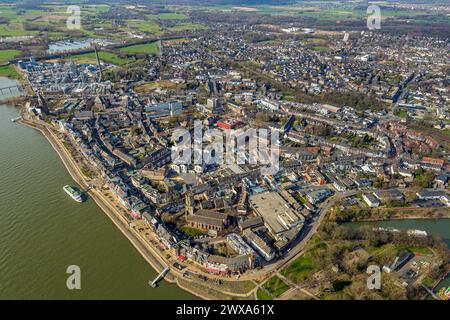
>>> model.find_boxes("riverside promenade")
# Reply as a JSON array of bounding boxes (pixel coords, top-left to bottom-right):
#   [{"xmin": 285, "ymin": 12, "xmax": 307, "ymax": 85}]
[{"xmin": 18, "ymin": 117, "xmax": 245, "ymax": 300}]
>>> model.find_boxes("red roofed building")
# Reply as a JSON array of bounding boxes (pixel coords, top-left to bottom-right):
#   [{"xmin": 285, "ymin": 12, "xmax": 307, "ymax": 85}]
[
  {"xmin": 422, "ymin": 157, "xmax": 445, "ymax": 167},
  {"xmin": 217, "ymin": 119, "xmax": 240, "ymax": 130}
]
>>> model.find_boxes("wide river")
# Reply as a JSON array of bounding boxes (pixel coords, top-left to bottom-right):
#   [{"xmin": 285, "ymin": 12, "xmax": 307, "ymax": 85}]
[{"xmin": 0, "ymin": 77, "xmax": 195, "ymax": 299}]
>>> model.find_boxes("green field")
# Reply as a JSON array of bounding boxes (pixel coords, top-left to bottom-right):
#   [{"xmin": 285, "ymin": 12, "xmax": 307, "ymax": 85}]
[
  {"xmin": 0, "ymin": 49, "xmax": 21, "ymax": 63},
  {"xmin": 281, "ymin": 253, "xmax": 314, "ymax": 282},
  {"xmin": 310, "ymin": 45, "xmax": 331, "ymax": 52},
  {"xmin": 398, "ymin": 245, "xmax": 433, "ymax": 255},
  {"xmin": 262, "ymin": 276, "xmax": 290, "ymax": 298},
  {"xmin": 256, "ymin": 288, "xmax": 272, "ymax": 300},
  {"xmin": 146, "ymin": 13, "xmax": 189, "ymax": 20},
  {"xmin": 71, "ymin": 51, "xmax": 130, "ymax": 66},
  {"xmin": 120, "ymin": 42, "xmax": 161, "ymax": 55},
  {"xmin": 0, "ymin": 65, "xmax": 19, "ymax": 78},
  {"xmin": 127, "ymin": 20, "xmax": 161, "ymax": 34},
  {"xmin": 281, "ymin": 244, "xmax": 328, "ymax": 283}
]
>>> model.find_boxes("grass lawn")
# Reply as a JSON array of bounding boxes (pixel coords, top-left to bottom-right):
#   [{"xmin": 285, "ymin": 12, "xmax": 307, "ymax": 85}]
[
  {"xmin": 256, "ymin": 288, "xmax": 272, "ymax": 300},
  {"xmin": 262, "ymin": 276, "xmax": 290, "ymax": 297},
  {"xmin": 310, "ymin": 45, "xmax": 331, "ymax": 52},
  {"xmin": 0, "ymin": 49, "xmax": 21, "ymax": 63},
  {"xmin": 71, "ymin": 51, "xmax": 131, "ymax": 66},
  {"xmin": 395, "ymin": 109, "xmax": 408, "ymax": 118},
  {"xmin": 304, "ymin": 38, "xmax": 327, "ymax": 44},
  {"xmin": 399, "ymin": 245, "xmax": 433, "ymax": 255},
  {"xmin": 127, "ymin": 20, "xmax": 161, "ymax": 34},
  {"xmin": 0, "ymin": 65, "xmax": 19, "ymax": 78},
  {"xmin": 180, "ymin": 225, "xmax": 206, "ymax": 237},
  {"xmin": 281, "ymin": 251, "xmax": 315, "ymax": 283},
  {"xmin": 120, "ymin": 42, "xmax": 161, "ymax": 55},
  {"xmin": 385, "ymin": 200, "xmax": 412, "ymax": 208},
  {"xmin": 219, "ymin": 279, "xmax": 255, "ymax": 295}
]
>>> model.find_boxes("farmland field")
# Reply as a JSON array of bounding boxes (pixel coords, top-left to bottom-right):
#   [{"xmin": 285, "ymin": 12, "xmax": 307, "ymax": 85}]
[
  {"xmin": 70, "ymin": 51, "xmax": 131, "ymax": 66},
  {"xmin": 119, "ymin": 42, "xmax": 161, "ymax": 55},
  {"xmin": 0, "ymin": 50, "xmax": 22, "ymax": 64},
  {"xmin": 127, "ymin": 20, "xmax": 161, "ymax": 34},
  {"xmin": 146, "ymin": 13, "xmax": 189, "ymax": 20}
]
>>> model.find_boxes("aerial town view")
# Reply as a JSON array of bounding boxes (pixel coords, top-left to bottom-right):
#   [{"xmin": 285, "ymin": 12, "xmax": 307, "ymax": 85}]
[{"xmin": 0, "ymin": 0, "xmax": 449, "ymax": 306}]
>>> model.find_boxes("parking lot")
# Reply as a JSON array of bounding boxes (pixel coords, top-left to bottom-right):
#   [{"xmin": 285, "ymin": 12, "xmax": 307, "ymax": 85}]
[{"xmin": 397, "ymin": 255, "xmax": 433, "ymax": 286}]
